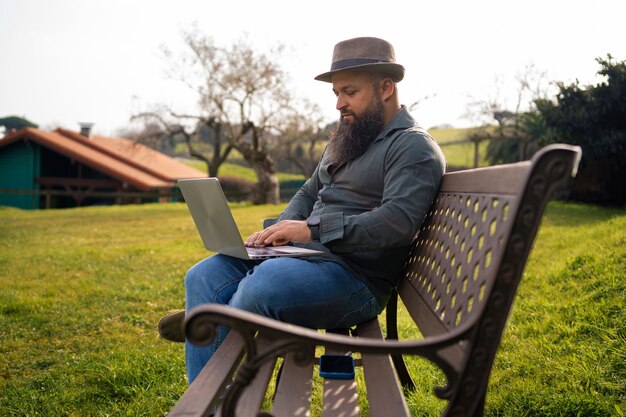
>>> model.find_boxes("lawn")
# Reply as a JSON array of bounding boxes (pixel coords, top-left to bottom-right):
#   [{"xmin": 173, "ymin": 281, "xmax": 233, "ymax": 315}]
[
  {"xmin": 429, "ymin": 126, "xmax": 493, "ymax": 169},
  {"xmin": 183, "ymin": 160, "xmax": 306, "ymax": 183},
  {"xmin": 0, "ymin": 201, "xmax": 624, "ymax": 416}
]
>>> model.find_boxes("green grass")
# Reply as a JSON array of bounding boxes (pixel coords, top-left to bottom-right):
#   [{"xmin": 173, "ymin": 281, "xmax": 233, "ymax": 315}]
[
  {"xmin": 1, "ymin": 201, "xmax": 624, "ymax": 416},
  {"xmin": 429, "ymin": 126, "xmax": 494, "ymax": 168},
  {"xmin": 0, "ymin": 202, "xmax": 285, "ymax": 416},
  {"xmin": 183, "ymin": 160, "xmax": 305, "ymax": 183}
]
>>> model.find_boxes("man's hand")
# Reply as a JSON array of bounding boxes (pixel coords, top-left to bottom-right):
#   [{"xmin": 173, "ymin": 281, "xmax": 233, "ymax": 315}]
[{"xmin": 245, "ymin": 220, "xmax": 312, "ymax": 247}]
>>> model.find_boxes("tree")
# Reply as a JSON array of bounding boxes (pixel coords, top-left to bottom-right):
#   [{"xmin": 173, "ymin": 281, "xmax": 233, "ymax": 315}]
[
  {"xmin": 465, "ymin": 64, "xmax": 552, "ymax": 164},
  {"xmin": 130, "ymin": 110, "xmax": 233, "ymax": 178},
  {"xmin": 535, "ymin": 55, "xmax": 626, "ymax": 204},
  {"xmin": 117, "ymin": 120, "xmax": 177, "ymax": 156},
  {"xmin": 151, "ymin": 29, "xmax": 301, "ymax": 204},
  {"xmin": 273, "ymin": 99, "xmax": 327, "ymax": 177},
  {"xmin": 0, "ymin": 116, "xmax": 38, "ymax": 134}
]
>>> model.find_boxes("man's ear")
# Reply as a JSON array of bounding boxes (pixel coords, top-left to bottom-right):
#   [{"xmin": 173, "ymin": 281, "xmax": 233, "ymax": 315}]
[{"xmin": 379, "ymin": 77, "xmax": 396, "ymax": 101}]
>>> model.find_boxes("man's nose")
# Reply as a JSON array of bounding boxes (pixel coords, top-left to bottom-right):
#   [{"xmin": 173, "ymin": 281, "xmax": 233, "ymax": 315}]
[{"xmin": 336, "ymin": 95, "xmax": 347, "ymax": 111}]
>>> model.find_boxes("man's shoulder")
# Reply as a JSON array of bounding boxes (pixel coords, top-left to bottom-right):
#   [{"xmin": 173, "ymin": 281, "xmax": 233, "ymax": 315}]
[
  {"xmin": 386, "ymin": 126, "xmax": 446, "ymax": 170},
  {"xmin": 391, "ymin": 125, "xmax": 439, "ymax": 150}
]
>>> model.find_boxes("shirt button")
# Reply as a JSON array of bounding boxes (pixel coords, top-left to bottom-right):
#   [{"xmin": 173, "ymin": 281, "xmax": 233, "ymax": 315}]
[{"xmin": 330, "ymin": 183, "xmax": 335, "ymax": 188}]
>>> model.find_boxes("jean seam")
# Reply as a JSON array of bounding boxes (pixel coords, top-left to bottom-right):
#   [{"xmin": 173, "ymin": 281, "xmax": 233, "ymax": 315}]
[
  {"xmin": 329, "ymin": 296, "xmax": 379, "ymax": 329},
  {"xmin": 210, "ymin": 275, "xmax": 245, "ymax": 305}
]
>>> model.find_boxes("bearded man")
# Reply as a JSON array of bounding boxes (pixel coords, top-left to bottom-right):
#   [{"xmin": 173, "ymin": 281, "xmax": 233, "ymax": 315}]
[{"xmin": 160, "ymin": 37, "xmax": 446, "ymax": 384}]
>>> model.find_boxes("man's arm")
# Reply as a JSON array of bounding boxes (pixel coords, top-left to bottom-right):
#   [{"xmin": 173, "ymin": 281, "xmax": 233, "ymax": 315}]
[
  {"xmin": 276, "ymin": 162, "xmax": 323, "ymax": 221},
  {"xmin": 245, "ymin": 161, "xmax": 324, "ymax": 247}
]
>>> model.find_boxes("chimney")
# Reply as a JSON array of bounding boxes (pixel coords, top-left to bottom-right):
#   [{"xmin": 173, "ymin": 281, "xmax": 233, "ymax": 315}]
[{"xmin": 79, "ymin": 122, "xmax": 95, "ymax": 138}]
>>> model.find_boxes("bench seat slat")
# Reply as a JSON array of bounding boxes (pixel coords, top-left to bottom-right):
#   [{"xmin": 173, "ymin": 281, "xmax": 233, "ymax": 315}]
[
  {"xmin": 322, "ymin": 330, "xmax": 360, "ymax": 417},
  {"xmin": 322, "ymin": 376, "xmax": 360, "ymax": 417},
  {"xmin": 357, "ymin": 319, "xmax": 410, "ymax": 417},
  {"xmin": 272, "ymin": 350, "xmax": 315, "ymax": 416},
  {"xmin": 222, "ymin": 336, "xmax": 278, "ymax": 417},
  {"xmin": 168, "ymin": 331, "xmax": 245, "ymax": 417}
]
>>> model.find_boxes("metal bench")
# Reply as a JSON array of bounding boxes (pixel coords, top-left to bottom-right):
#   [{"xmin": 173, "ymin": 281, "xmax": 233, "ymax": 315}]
[{"xmin": 167, "ymin": 144, "xmax": 581, "ymax": 417}]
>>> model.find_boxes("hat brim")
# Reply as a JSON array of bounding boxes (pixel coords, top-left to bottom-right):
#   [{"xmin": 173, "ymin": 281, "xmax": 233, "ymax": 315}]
[{"xmin": 314, "ymin": 62, "xmax": 405, "ymax": 83}]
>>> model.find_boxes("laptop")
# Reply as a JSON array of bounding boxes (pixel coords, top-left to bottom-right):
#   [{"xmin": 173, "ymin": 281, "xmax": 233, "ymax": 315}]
[{"xmin": 178, "ymin": 177, "xmax": 324, "ymax": 260}]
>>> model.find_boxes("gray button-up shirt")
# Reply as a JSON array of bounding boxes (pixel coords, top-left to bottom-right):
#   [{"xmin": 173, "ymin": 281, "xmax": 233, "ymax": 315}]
[{"xmin": 277, "ymin": 106, "xmax": 446, "ymax": 305}]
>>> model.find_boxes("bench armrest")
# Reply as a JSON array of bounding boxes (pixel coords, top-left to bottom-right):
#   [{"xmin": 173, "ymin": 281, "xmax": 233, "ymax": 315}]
[{"xmin": 186, "ymin": 303, "xmax": 470, "ymax": 381}]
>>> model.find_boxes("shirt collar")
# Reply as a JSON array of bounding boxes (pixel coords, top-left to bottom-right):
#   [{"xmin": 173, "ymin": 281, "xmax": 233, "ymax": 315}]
[{"xmin": 374, "ymin": 105, "xmax": 417, "ymax": 142}]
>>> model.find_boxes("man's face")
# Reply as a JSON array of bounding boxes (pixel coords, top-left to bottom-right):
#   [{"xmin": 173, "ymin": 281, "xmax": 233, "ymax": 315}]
[
  {"xmin": 326, "ymin": 71, "xmax": 386, "ymax": 167},
  {"xmin": 332, "ymin": 71, "xmax": 380, "ymax": 124}
]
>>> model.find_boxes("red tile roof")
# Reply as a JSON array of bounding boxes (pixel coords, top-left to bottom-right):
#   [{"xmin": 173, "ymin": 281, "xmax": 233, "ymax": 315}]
[
  {"xmin": 0, "ymin": 128, "xmax": 206, "ymax": 191},
  {"xmin": 56, "ymin": 128, "xmax": 206, "ymax": 182}
]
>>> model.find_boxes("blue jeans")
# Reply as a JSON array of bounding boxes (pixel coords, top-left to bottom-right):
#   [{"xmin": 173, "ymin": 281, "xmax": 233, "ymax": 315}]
[{"xmin": 184, "ymin": 254, "xmax": 383, "ymax": 384}]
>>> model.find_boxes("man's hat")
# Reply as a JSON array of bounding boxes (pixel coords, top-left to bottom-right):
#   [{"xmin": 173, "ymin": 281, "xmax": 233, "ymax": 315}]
[{"xmin": 315, "ymin": 37, "xmax": 405, "ymax": 83}]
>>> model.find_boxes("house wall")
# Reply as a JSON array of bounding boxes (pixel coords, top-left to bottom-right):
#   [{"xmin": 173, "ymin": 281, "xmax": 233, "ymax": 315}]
[
  {"xmin": 0, "ymin": 141, "xmax": 40, "ymax": 209},
  {"xmin": 38, "ymin": 146, "xmax": 125, "ymax": 208}
]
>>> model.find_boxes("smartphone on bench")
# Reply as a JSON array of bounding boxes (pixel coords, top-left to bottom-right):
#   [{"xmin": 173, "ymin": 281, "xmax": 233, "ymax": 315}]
[{"xmin": 319, "ymin": 354, "xmax": 355, "ymax": 380}]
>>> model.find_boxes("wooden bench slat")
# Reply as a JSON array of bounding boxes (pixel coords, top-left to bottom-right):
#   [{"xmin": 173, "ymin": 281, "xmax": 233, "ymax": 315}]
[
  {"xmin": 168, "ymin": 331, "xmax": 245, "ymax": 417},
  {"xmin": 322, "ymin": 331, "xmax": 360, "ymax": 417},
  {"xmin": 219, "ymin": 336, "xmax": 278, "ymax": 417},
  {"xmin": 439, "ymin": 161, "xmax": 530, "ymax": 194},
  {"xmin": 357, "ymin": 319, "xmax": 410, "ymax": 417},
  {"xmin": 272, "ymin": 349, "xmax": 315, "ymax": 416},
  {"xmin": 322, "ymin": 378, "xmax": 360, "ymax": 417}
]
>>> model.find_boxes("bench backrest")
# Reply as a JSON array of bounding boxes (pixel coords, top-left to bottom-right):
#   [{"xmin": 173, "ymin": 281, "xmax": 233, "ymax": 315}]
[{"xmin": 393, "ymin": 144, "xmax": 581, "ymax": 415}]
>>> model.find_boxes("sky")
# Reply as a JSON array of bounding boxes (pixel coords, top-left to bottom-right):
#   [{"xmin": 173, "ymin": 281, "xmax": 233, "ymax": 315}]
[{"xmin": 1, "ymin": 0, "xmax": 624, "ymax": 136}]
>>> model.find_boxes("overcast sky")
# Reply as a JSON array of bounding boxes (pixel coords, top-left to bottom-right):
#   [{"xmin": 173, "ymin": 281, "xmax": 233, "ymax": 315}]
[{"xmin": 1, "ymin": 0, "xmax": 624, "ymax": 135}]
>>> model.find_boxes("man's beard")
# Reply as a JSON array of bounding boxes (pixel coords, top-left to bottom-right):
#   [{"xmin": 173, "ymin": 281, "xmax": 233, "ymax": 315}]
[{"xmin": 326, "ymin": 94, "xmax": 385, "ymax": 168}]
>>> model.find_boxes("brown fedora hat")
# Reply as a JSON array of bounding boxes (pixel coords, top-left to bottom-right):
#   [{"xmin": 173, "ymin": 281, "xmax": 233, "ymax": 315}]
[{"xmin": 315, "ymin": 37, "xmax": 405, "ymax": 83}]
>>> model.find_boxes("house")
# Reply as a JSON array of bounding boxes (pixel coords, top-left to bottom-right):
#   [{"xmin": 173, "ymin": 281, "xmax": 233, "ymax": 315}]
[{"xmin": 0, "ymin": 127, "xmax": 206, "ymax": 209}]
